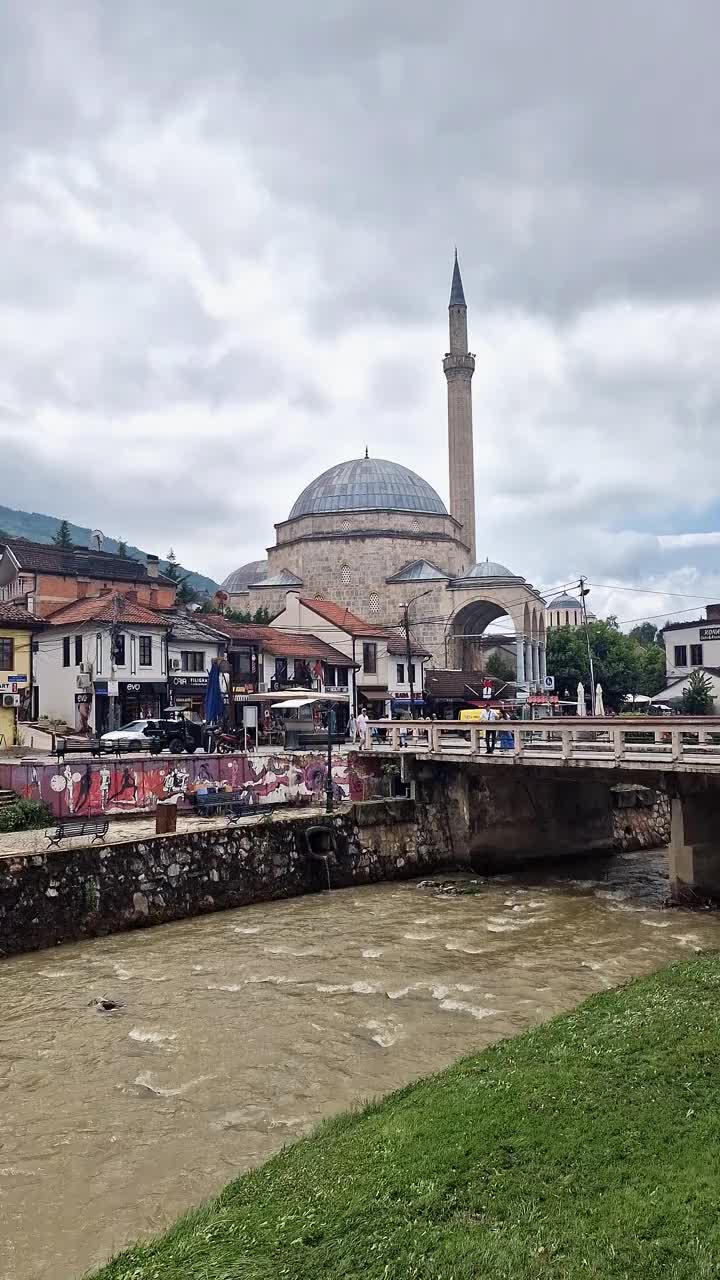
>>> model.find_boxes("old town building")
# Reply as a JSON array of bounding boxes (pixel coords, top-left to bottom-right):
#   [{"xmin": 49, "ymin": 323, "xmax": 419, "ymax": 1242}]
[
  {"xmin": 0, "ymin": 603, "xmax": 44, "ymax": 745},
  {"xmin": 0, "ymin": 538, "xmax": 176, "ymax": 617}
]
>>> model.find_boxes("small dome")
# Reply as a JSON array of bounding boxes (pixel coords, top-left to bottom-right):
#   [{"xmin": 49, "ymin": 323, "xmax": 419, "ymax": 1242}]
[
  {"xmin": 548, "ymin": 592, "xmax": 582, "ymax": 609},
  {"xmin": 221, "ymin": 559, "xmax": 268, "ymax": 594},
  {"xmin": 289, "ymin": 457, "xmax": 447, "ymax": 519},
  {"xmin": 464, "ymin": 558, "xmax": 519, "ymax": 579}
]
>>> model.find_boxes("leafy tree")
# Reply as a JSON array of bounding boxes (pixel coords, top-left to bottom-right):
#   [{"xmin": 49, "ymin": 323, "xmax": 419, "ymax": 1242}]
[
  {"xmin": 486, "ymin": 651, "xmax": 515, "ymax": 683},
  {"xmin": 546, "ymin": 620, "xmax": 644, "ymax": 711},
  {"xmin": 681, "ymin": 670, "xmax": 715, "ymax": 715},
  {"xmin": 253, "ymin": 606, "xmax": 271, "ymax": 624},
  {"xmin": 629, "ymin": 622, "xmax": 659, "ymax": 648},
  {"xmin": 52, "ymin": 519, "xmax": 73, "ymax": 548},
  {"xmin": 116, "ymin": 539, "xmax": 128, "ymax": 558},
  {"xmin": 636, "ymin": 643, "xmax": 666, "ymax": 697}
]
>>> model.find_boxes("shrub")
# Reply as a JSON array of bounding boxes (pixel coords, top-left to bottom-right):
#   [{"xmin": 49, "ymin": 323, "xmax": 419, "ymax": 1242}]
[{"xmin": 0, "ymin": 797, "xmax": 52, "ymax": 832}]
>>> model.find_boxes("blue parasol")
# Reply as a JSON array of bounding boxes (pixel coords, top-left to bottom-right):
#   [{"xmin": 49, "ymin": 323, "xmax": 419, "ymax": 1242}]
[{"xmin": 204, "ymin": 661, "xmax": 224, "ymax": 723}]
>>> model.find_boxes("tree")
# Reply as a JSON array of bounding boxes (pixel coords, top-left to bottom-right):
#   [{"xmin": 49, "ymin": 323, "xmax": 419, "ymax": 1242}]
[
  {"xmin": 164, "ymin": 548, "xmax": 180, "ymax": 582},
  {"xmin": 681, "ymin": 670, "xmax": 715, "ymax": 715},
  {"xmin": 629, "ymin": 622, "xmax": 659, "ymax": 648},
  {"xmin": 253, "ymin": 606, "xmax": 271, "ymax": 624},
  {"xmin": 164, "ymin": 548, "xmax": 195, "ymax": 604},
  {"xmin": 116, "ymin": 539, "xmax": 128, "ymax": 558},
  {"xmin": 52, "ymin": 520, "xmax": 73, "ymax": 548},
  {"xmin": 636, "ymin": 643, "xmax": 666, "ymax": 697},
  {"xmin": 546, "ymin": 619, "xmax": 644, "ymax": 711},
  {"xmin": 486, "ymin": 651, "xmax": 515, "ymax": 683}
]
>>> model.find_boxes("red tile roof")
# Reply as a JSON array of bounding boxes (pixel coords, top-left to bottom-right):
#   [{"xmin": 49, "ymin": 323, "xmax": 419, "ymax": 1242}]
[
  {"xmin": 0, "ymin": 603, "xmax": 44, "ymax": 629},
  {"xmin": 200, "ymin": 616, "xmax": 353, "ymax": 664},
  {"xmin": 45, "ymin": 594, "xmax": 168, "ymax": 627},
  {"xmin": 299, "ymin": 598, "xmax": 387, "ymax": 637}
]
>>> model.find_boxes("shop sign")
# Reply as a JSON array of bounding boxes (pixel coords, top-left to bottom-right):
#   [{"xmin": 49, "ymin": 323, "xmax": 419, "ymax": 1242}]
[
  {"xmin": 699, "ymin": 626, "xmax": 720, "ymax": 642},
  {"xmin": 7, "ymin": 673, "xmax": 27, "ymax": 683},
  {"xmin": 125, "ymin": 682, "xmax": 142, "ymax": 693},
  {"xmin": 75, "ymin": 692, "xmax": 92, "ymax": 705},
  {"xmin": 170, "ymin": 674, "xmax": 207, "ymax": 687}
]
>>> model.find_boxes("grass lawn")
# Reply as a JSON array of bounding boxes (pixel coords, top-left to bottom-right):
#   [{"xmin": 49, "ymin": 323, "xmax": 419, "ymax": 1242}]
[{"xmin": 90, "ymin": 954, "xmax": 720, "ymax": 1280}]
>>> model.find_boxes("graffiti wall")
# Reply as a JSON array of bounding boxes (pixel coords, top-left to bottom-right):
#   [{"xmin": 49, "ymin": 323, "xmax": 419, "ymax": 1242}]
[{"xmin": 0, "ymin": 752, "xmax": 351, "ymax": 819}]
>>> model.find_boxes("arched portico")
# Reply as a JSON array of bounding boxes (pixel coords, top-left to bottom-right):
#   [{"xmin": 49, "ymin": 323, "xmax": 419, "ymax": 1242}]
[{"xmin": 445, "ymin": 597, "xmax": 513, "ymax": 670}]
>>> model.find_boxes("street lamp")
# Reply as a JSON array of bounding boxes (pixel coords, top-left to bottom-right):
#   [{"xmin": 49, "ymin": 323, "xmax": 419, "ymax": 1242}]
[{"xmin": 399, "ymin": 590, "xmax": 431, "ymax": 720}]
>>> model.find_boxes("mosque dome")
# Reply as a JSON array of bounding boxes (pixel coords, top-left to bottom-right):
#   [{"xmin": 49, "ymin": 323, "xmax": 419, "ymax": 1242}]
[
  {"xmin": 548, "ymin": 592, "xmax": 582, "ymax": 609},
  {"xmin": 288, "ymin": 457, "xmax": 448, "ymax": 519},
  {"xmin": 221, "ymin": 559, "xmax": 268, "ymax": 594},
  {"xmin": 463, "ymin": 559, "xmax": 520, "ymax": 579}
]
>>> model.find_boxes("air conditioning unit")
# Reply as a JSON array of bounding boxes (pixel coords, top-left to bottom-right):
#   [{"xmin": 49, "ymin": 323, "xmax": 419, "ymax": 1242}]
[
  {"xmin": 171, "ymin": 658, "xmax": 182, "ymax": 670},
  {"xmin": 2, "ymin": 694, "xmax": 19, "ymax": 708}
]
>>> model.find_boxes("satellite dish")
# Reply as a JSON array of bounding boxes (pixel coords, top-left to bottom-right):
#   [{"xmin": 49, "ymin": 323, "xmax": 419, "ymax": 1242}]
[{"xmin": 90, "ymin": 529, "xmax": 104, "ymax": 551}]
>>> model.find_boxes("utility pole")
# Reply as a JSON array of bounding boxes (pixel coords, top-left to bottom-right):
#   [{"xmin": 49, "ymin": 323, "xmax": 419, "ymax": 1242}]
[
  {"xmin": 399, "ymin": 589, "xmax": 431, "ymax": 720},
  {"xmin": 579, "ymin": 577, "xmax": 596, "ymax": 715}
]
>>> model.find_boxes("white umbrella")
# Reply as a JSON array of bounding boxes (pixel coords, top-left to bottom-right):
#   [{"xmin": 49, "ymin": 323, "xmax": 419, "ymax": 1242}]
[
  {"xmin": 576, "ymin": 682, "xmax": 586, "ymax": 717},
  {"xmin": 595, "ymin": 682, "xmax": 604, "ymax": 717}
]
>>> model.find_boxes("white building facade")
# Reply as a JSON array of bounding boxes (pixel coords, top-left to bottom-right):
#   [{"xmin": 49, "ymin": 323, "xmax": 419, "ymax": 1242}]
[
  {"xmin": 662, "ymin": 608, "xmax": 720, "ymax": 680},
  {"xmin": 35, "ymin": 595, "xmax": 169, "ymax": 734}
]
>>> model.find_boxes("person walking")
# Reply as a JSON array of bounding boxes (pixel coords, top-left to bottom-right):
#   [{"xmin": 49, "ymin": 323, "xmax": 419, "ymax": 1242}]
[
  {"xmin": 348, "ymin": 712, "xmax": 358, "ymax": 743},
  {"xmin": 356, "ymin": 710, "xmax": 369, "ymax": 750},
  {"xmin": 480, "ymin": 704, "xmax": 498, "ymax": 754}
]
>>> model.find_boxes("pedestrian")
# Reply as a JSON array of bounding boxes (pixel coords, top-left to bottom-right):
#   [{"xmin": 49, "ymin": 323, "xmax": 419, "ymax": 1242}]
[
  {"xmin": 498, "ymin": 709, "xmax": 514, "ymax": 753},
  {"xmin": 348, "ymin": 711, "xmax": 357, "ymax": 742},
  {"xmin": 356, "ymin": 710, "xmax": 369, "ymax": 749},
  {"xmin": 480, "ymin": 704, "xmax": 498, "ymax": 754}
]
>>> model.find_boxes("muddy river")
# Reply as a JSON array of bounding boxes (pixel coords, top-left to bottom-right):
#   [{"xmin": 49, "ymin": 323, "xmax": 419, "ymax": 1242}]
[{"xmin": 3, "ymin": 849, "xmax": 720, "ymax": 1280}]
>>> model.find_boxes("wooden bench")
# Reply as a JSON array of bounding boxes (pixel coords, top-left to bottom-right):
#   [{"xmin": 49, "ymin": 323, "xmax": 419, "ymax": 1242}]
[{"xmin": 46, "ymin": 816, "xmax": 109, "ymax": 848}]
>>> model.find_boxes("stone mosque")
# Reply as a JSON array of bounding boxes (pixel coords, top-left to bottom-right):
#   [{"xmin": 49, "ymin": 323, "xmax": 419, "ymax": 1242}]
[{"xmin": 223, "ymin": 254, "xmax": 547, "ymax": 685}]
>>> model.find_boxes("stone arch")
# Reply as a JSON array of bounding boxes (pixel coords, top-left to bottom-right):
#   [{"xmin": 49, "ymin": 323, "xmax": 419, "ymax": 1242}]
[{"xmin": 445, "ymin": 596, "xmax": 517, "ymax": 670}]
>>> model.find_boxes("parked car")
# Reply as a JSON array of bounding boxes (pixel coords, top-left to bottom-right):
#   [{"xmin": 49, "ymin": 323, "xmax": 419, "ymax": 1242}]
[{"xmin": 100, "ymin": 716, "xmax": 204, "ymax": 754}]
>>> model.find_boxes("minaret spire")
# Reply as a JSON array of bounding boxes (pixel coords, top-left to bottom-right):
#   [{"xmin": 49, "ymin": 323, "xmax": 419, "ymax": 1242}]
[{"xmin": 443, "ymin": 251, "xmax": 476, "ymax": 563}]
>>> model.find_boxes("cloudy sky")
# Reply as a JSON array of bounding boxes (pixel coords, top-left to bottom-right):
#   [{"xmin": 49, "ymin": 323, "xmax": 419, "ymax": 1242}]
[{"xmin": 1, "ymin": 1, "xmax": 719, "ymax": 627}]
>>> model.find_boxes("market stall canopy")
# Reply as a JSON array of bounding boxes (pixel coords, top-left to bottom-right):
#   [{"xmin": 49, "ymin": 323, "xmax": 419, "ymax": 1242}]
[{"xmin": 271, "ymin": 697, "xmax": 319, "ymax": 709}]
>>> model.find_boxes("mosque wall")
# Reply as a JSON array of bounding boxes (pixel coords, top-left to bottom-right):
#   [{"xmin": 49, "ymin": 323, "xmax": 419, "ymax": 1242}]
[{"xmin": 274, "ymin": 509, "xmax": 461, "ymax": 545}]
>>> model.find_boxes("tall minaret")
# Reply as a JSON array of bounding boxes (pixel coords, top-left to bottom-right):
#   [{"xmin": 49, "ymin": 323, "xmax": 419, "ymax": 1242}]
[{"xmin": 443, "ymin": 250, "xmax": 476, "ymax": 563}]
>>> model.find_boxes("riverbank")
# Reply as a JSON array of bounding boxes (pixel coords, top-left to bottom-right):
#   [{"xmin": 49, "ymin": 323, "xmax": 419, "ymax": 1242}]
[{"xmin": 91, "ymin": 952, "xmax": 720, "ymax": 1280}]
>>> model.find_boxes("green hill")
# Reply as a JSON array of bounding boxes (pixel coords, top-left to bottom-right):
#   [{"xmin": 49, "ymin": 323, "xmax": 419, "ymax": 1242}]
[{"xmin": 0, "ymin": 504, "xmax": 219, "ymax": 597}]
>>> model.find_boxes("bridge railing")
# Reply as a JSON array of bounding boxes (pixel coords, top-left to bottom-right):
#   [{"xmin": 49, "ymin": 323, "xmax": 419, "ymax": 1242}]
[{"xmin": 361, "ymin": 717, "xmax": 720, "ymax": 768}]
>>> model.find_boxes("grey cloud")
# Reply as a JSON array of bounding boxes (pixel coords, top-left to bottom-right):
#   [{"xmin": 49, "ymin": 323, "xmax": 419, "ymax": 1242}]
[{"xmin": 0, "ymin": 1, "xmax": 719, "ymax": 608}]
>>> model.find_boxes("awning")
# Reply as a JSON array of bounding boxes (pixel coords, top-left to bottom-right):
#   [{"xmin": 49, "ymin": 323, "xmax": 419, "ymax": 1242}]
[
  {"xmin": 271, "ymin": 697, "xmax": 318, "ymax": 709},
  {"xmin": 359, "ymin": 689, "xmax": 389, "ymax": 702}
]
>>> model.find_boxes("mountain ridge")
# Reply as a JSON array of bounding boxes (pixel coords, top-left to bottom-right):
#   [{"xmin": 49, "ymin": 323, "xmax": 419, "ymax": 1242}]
[{"xmin": 0, "ymin": 504, "xmax": 219, "ymax": 596}]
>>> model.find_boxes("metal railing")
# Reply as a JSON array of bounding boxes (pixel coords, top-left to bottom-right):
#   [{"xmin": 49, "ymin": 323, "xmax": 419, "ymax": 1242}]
[{"xmin": 361, "ymin": 717, "xmax": 720, "ymax": 770}]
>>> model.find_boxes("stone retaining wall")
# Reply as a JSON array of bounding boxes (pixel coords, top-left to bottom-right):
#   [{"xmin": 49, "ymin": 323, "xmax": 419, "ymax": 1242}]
[
  {"xmin": 611, "ymin": 784, "xmax": 671, "ymax": 852},
  {"xmin": 0, "ymin": 799, "xmax": 455, "ymax": 958}
]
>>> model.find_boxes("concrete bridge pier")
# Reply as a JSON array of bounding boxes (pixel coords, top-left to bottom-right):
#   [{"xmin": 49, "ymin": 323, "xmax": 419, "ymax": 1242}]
[{"xmin": 670, "ymin": 780, "xmax": 720, "ymax": 905}]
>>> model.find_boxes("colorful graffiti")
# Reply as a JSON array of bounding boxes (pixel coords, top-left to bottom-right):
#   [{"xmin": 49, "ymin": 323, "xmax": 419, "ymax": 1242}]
[{"xmin": 0, "ymin": 753, "xmax": 351, "ymax": 818}]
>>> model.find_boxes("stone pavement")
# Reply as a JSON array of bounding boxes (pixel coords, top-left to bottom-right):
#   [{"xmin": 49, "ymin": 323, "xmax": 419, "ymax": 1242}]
[{"xmin": 0, "ymin": 805, "xmax": 331, "ymax": 859}]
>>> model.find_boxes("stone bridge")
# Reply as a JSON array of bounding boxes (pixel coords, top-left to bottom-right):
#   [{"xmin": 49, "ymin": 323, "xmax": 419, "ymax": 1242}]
[{"xmin": 360, "ymin": 717, "xmax": 720, "ymax": 904}]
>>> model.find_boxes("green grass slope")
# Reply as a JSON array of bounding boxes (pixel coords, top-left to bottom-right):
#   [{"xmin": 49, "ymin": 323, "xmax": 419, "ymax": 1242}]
[{"xmin": 89, "ymin": 954, "xmax": 720, "ymax": 1280}]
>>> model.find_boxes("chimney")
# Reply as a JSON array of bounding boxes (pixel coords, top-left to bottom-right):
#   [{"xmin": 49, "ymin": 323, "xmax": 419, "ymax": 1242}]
[{"xmin": 146, "ymin": 554, "xmax": 159, "ymax": 580}]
